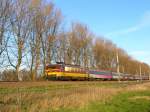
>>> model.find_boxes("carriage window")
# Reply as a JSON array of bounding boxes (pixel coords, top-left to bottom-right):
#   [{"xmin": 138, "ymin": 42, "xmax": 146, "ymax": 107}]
[
  {"xmin": 80, "ymin": 69, "xmax": 83, "ymax": 72},
  {"xmin": 65, "ymin": 67, "xmax": 69, "ymax": 71},
  {"xmin": 76, "ymin": 68, "xmax": 79, "ymax": 72},
  {"xmin": 69, "ymin": 67, "xmax": 72, "ymax": 71},
  {"xmin": 70, "ymin": 67, "xmax": 73, "ymax": 71},
  {"xmin": 75, "ymin": 68, "xmax": 77, "ymax": 72},
  {"xmin": 73, "ymin": 68, "xmax": 75, "ymax": 72}
]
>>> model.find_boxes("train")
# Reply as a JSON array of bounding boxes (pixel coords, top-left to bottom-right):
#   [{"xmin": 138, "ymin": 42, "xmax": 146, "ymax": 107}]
[{"xmin": 45, "ymin": 62, "xmax": 150, "ymax": 81}]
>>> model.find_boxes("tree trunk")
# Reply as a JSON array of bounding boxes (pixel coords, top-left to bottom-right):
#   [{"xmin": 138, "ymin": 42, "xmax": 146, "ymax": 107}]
[{"xmin": 16, "ymin": 45, "xmax": 22, "ymax": 81}]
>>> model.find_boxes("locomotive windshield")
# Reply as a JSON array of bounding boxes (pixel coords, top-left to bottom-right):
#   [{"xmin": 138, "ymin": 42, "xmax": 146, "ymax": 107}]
[{"xmin": 46, "ymin": 65, "xmax": 63, "ymax": 72}]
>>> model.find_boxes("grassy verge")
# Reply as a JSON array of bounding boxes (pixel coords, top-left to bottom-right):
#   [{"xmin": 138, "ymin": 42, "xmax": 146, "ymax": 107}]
[
  {"xmin": 74, "ymin": 90, "xmax": 150, "ymax": 112},
  {"xmin": 0, "ymin": 81, "xmax": 149, "ymax": 112},
  {"xmin": 55, "ymin": 82, "xmax": 150, "ymax": 112}
]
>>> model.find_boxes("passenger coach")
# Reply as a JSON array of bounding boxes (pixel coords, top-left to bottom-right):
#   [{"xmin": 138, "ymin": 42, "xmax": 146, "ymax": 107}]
[{"xmin": 89, "ymin": 70, "xmax": 112, "ymax": 80}]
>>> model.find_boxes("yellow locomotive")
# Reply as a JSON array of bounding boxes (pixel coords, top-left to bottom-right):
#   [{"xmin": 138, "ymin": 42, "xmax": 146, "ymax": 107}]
[{"xmin": 45, "ymin": 62, "xmax": 88, "ymax": 80}]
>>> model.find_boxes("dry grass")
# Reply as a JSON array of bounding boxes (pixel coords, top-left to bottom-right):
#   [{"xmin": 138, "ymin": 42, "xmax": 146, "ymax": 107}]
[
  {"xmin": 125, "ymin": 82, "xmax": 150, "ymax": 91},
  {"xmin": 49, "ymin": 87, "xmax": 120, "ymax": 109},
  {"xmin": 0, "ymin": 87, "xmax": 120, "ymax": 112},
  {"xmin": 0, "ymin": 86, "xmax": 120, "ymax": 112}
]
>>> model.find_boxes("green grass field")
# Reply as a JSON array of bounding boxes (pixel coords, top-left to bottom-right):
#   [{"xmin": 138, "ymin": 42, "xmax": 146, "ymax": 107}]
[
  {"xmin": 58, "ymin": 90, "xmax": 150, "ymax": 112},
  {"xmin": 0, "ymin": 81, "xmax": 150, "ymax": 112}
]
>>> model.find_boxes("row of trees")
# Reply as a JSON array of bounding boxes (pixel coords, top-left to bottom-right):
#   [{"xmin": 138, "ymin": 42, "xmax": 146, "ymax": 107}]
[{"xmin": 0, "ymin": 0, "xmax": 150, "ymax": 81}]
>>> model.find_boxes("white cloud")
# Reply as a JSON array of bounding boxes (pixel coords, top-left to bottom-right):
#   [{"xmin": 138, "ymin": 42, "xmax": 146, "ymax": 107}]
[
  {"xmin": 106, "ymin": 11, "xmax": 150, "ymax": 37},
  {"xmin": 129, "ymin": 50, "xmax": 150, "ymax": 64},
  {"xmin": 130, "ymin": 51, "xmax": 150, "ymax": 56},
  {"xmin": 140, "ymin": 11, "xmax": 150, "ymax": 27}
]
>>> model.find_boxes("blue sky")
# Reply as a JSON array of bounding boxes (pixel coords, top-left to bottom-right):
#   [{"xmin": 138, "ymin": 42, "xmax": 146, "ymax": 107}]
[{"xmin": 53, "ymin": 0, "xmax": 150, "ymax": 64}]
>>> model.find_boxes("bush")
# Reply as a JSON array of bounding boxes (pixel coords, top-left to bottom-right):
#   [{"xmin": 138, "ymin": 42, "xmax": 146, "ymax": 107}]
[{"xmin": 1, "ymin": 69, "xmax": 32, "ymax": 81}]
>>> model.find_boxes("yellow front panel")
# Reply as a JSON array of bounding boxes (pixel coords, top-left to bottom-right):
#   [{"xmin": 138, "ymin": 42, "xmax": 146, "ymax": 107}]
[
  {"xmin": 64, "ymin": 72, "xmax": 88, "ymax": 78},
  {"xmin": 47, "ymin": 72, "xmax": 63, "ymax": 77},
  {"xmin": 46, "ymin": 71, "xmax": 88, "ymax": 78}
]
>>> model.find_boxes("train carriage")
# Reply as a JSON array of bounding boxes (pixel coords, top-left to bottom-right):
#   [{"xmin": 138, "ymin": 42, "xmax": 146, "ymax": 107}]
[
  {"xmin": 141, "ymin": 75, "xmax": 149, "ymax": 80},
  {"xmin": 89, "ymin": 70, "xmax": 112, "ymax": 80},
  {"xmin": 112, "ymin": 72, "xmax": 125, "ymax": 80}
]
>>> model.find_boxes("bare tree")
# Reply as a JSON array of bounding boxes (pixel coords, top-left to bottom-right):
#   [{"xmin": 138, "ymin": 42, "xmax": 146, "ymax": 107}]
[
  {"xmin": 7, "ymin": 0, "xmax": 31, "ymax": 81},
  {"xmin": 27, "ymin": 1, "xmax": 62, "ymax": 80},
  {"xmin": 67, "ymin": 23, "xmax": 92, "ymax": 67},
  {"xmin": 0, "ymin": 0, "xmax": 12, "ymax": 68},
  {"xmin": 0, "ymin": 0, "xmax": 11, "ymax": 55}
]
